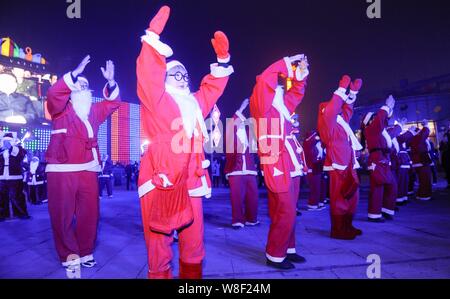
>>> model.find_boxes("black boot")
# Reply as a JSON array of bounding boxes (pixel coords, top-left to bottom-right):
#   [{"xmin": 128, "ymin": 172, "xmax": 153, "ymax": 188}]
[
  {"xmin": 266, "ymin": 258, "xmax": 295, "ymax": 270},
  {"xmin": 286, "ymin": 253, "xmax": 306, "ymax": 264}
]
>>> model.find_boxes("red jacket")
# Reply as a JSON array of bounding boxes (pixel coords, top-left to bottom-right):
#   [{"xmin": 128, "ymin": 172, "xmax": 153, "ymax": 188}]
[
  {"xmin": 396, "ymin": 130, "xmax": 414, "ymax": 168},
  {"xmin": 224, "ymin": 112, "xmax": 258, "ymax": 177},
  {"xmin": 285, "ymin": 122, "xmax": 307, "ymax": 177},
  {"xmin": 45, "ymin": 74, "xmax": 120, "ymax": 173},
  {"xmin": 410, "ymin": 127, "xmax": 431, "ymax": 167},
  {"xmin": 303, "ymin": 132, "xmax": 324, "ymax": 175},
  {"xmin": 249, "ymin": 57, "xmax": 307, "ymax": 193},
  {"xmin": 317, "ymin": 94, "xmax": 358, "ymax": 171}
]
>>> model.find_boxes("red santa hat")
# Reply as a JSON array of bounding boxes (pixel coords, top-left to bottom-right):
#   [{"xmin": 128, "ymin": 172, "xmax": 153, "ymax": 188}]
[
  {"xmin": 0, "ymin": 131, "xmax": 17, "ymax": 141},
  {"xmin": 166, "ymin": 60, "xmax": 186, "ymax": 72},
  {"xmin": 78, "ymin": 76, "xmax": 89, "ymax": 86}
]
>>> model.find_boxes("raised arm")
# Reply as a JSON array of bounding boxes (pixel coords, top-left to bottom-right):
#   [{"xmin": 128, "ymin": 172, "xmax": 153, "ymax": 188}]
[
  {"xmin": 284, "ymin": 57, "xmax": 309, "ymax": 113},
  {"xmin": 136, "ymin": 6, "xmax": 173, "ymax": 112},
  {"xmin": 47, "ymin": 55, "xmax": 92, "ymax": 117},
  {"xmin": 194, "ymin": 31, "xmax": 234, "ymax": 117}
]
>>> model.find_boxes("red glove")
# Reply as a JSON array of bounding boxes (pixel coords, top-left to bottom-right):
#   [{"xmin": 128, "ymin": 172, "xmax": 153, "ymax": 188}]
[
  {"xmin": 339, "ymin": 75, "xmax": 351, "ymax": 89},
  {"xmin": 148, "ymin": 6, "xmax": 170, "ymax": 35},
  {"xmin": 211, "ymin": 31, "xmax": 230, "ymax": 60},
  {"xmin": 350, "ymin": 79, "xmax": 363, "ymax": 93}
]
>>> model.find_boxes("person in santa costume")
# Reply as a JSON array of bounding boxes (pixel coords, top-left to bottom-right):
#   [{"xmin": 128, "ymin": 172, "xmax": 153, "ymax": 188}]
[
  {"xmin": 249, "ymin": 54, "xmax": 309, "ymax": 270},
  {"xmin": 361, "ymin": 96, "xmax": 398, "ymax": 222},
  {"xmin": 410, "ymin": 120, "xmax": 433, "ymax": 201},
  {"xmin": 224, "ymin": 98, "xmax": 259, "ymax": 229},
  {"xmin": 45, "ymin": 55, "xmax": 121, "ymax": 272},
  {"xmin": 387, "ymin": 120, "xmax": 415, "ymax": 206},
  {"xmin": 26, "ymin": 155, "xmax": 46, "ymax": 205},
  {"xmin": 303, "ymin": 130, "xmax": 326, "ymax": 211},
  {"xmin": 137, "ymin": 6, "xmax": 233, "ymax": 279},
  {"xmin": 317, "ymin": 75, "xmax": 363, "ymax": 240},
  {"xmin": 0, "ymin": 132, "xmax": 29, "ymax": 221},
  {"xmin": 285, "ymin": 114, "xmax": 308, "ymax": 217}
]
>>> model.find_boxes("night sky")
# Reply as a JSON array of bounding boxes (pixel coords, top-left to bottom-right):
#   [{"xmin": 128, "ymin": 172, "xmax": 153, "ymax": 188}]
[{"xmin": 1, "ymin": 0, "xmax": 449, "ymax": 131}]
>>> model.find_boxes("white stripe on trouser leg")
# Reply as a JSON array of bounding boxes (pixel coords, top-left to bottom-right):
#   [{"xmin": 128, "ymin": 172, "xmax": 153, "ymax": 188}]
[
  {"xmin": 287, "ymin": 248, "xmax": 296, "ymax": 254},
  {"xmin": 417, "ymin": 196, "xmax": 431, "ymax": 201},
  {"xmin": 368, "ymin": 213, "xmax": 382, "ymax": 219},
  {"xmin": 266, "ymin": 253, "xmax": 285, "ymax": 263},
  {"xmin": 381, "ymin": 208, "xmax": 395, "ymax": 216}
]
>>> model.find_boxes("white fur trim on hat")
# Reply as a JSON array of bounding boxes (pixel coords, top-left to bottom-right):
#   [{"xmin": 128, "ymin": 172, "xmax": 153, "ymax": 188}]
[
  {"xmin": 166, "ymin": 60, "xmax": 186, "ymax": 72},
  {"xmin": 363, "ymin": 112, "xmax": 375, "ymax": 126}
]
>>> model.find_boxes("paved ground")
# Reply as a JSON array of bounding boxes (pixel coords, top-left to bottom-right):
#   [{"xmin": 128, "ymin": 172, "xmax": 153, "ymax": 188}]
[{"xmin": 1, "ymin": 174, "xmax": 450, "ymax": 279}]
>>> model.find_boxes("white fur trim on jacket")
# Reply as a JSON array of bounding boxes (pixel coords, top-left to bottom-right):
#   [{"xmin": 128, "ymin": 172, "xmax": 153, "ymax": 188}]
[
  {"xmin": 235, "ymin": 110, "xmax": 246, "ymax": 122},
  {"xmin": 51, "ymin": 129, "xmax": 67, "ymax": 135},
  {"xmin": 141, "ymin": 30, "xmax": 173, "ymax": 58},
  {"xmin": 103, "ymin": 82, "xmax": 120, "ymax": 101},
  {"xmin": 380, "ymin": 105, "xmax": 393, "ymax": 118},
  {"xmin": 189, "ymin": 175, "xmax": 212, "ymax": 198},
  {"xmin": 210, "ymin": 63, "xmax": 234, "ymax": 78},
  {"xmin": 11, "ymin": 146, "xmax": 19, "ymax": 157},
  {"xmin": 382, "ymin": 129, "xmax": 393, "ymax": 148},
  {"xmin": 138, "ymin": 180, "xmax": 156, "ymax": 198},
  {"xmin": 336, "ymin": 115, "xmax": 363, "ymax": 151},
  {"xmin": 63, "ymin": 72, "xmax": 80, "ymax": 92},
  {"xmin": 283, "ymin": 57, "xmax": 294, "ymax": 79},
  {"xmin": 217, "ymin": 55, "xmax": 231, "ymax": 64},
  {"xmin": 363, "ymin": 112, "xmax": 374, "ymax": 126}
]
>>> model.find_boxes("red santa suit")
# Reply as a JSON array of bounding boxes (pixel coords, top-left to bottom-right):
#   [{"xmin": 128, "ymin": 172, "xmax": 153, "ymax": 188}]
[
  {"xmin": 224, "ymin": 110, "xmax": 259, "ymax": 227},
  {"xmin": 303, "ymin": 131, "xmax": 326, "ymax": 210},
  {"xmin": 317, "ymin": 76, "xmax": 363, "ymax": 240},
  {"xmin": 363, "ymin": 106, "xmax": 398, "ymax": 220},
  {"xmin": 410, "ymin": 126, "xmax": 432, "ymax": 200},
  {"xmin": 45, "ymin": 73, "xmax": 120, "ymax": 268},
  {"xmin": 137, "ymin": 27, "xmax": 233, "ymax": 278},
  {"xmin": 388, "ymin": 124, "xmax": 413, "ymax": 205},
  {"xmin": 249, "ymin": 56, "xmax": 307, "ymax": 264}
]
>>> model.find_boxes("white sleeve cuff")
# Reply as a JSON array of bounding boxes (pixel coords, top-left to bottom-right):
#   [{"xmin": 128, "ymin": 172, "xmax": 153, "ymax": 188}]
[
  {"xmin": 235, "ymin": 110, "xmax": 246, "ymax": 122},
  {"xmin": 11, "ymin": 146, "xmax": 19, "ymax": 157},
  {"xmin": 283, "ymin": 57, "xmax": 294, "ymax": 79},
  {"xmin": 218, "ymin": 55, "xmax": 230, "ymax": 64},
  {"xmin": 103, "ymin": 82, "xmax": 120, "ymax": 101},
  {"xmin": 334, "ymin": 87, "xmax": 348, "ymax": 100},
  {"xmin": 63, "ymin": 72, "xmax": 80, "ymax": 92},
  {"xmin": 210, "ymin": 63, "xmax": 234, "ymax": 78},
  {"xmin": 381, "ymin": 105, "xmax": 390, "ymax": 114},
  {"xmin": 141, "ymin": 30, "xmax": 173, "ymax": 58}
]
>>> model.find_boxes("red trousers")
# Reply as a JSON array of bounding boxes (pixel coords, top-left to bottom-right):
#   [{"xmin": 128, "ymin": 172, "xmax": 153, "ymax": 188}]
[
  {"xmin": 415, "ymin": 165, "xmax": 432, "ymax": 200},
  {"xmin": 228, "ymin": 175, "xmax": 258, "ymax": 224},
  {"xmin": 368, "ymin": 164, "xmax": 397, "ymax": 218},
  {"xmin": 47, "ymin": 171, "xmax": 99, "ymax": 262},
  {"xmin": 266, "ymin": 178, "xmax": 297, "ymax": 261},
  {"xmin": 329, "ymin": 169, "xmax": 359, "ymax": 216},
  {"xmin": 141, "ymin": 195, "xmax": 204, "ymax": 279},
  {"xmin": 307, "ymin": 173, "xmax": 325, "ymax": 207},
  {"xmin": 395, "ymin": 168, "xmax": 409, "ymax": 202}
]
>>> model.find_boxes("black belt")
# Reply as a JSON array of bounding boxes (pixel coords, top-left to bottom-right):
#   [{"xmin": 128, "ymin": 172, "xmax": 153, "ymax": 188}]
[{"xmin": 369, "ymin": 148, "xmax": 390, "ymax": 155}]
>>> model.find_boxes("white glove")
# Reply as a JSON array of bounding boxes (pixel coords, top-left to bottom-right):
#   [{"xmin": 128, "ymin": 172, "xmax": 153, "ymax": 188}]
[{"xmin": 386, "ymin": 95, "xmax": 395, "ymax": 110}]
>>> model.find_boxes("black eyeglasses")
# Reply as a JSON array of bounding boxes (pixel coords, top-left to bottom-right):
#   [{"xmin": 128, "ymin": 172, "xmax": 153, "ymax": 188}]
[{"xmin": 167, "ymin": 71, "xmax": 189, "ymax": 82}]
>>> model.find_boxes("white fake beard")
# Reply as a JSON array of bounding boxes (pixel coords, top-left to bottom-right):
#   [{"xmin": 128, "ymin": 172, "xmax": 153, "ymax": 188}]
[{"xmin": 71, "ymin": 89, "xmax": 93, "ymax": 120}]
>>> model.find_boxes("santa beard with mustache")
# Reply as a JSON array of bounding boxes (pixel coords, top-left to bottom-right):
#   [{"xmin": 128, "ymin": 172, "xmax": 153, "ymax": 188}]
[{"xmin": 71, "ymin": 89, "xmax": 93, "ymax": 120}]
